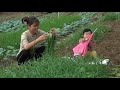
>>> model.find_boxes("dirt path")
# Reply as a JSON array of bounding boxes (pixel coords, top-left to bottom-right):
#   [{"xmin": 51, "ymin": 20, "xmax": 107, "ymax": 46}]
[
  {"xmin": 95, "ymin": 21, "xmax": 120, "ymax": 65},
  {"xmin": 0, "ymin": 12, "xmax": 48, "ymax": 22}
]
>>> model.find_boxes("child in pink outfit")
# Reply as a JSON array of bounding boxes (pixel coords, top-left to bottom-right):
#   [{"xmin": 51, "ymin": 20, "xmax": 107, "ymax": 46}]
[{"xmin": 73, "ymin": 29, "xmax": 97, "ymax": 58}]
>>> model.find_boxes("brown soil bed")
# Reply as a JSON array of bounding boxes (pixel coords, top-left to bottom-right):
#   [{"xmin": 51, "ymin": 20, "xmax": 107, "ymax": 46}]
[{"xmin": 94, "ymin": 21, "xmax": 120, "ymax": 65}]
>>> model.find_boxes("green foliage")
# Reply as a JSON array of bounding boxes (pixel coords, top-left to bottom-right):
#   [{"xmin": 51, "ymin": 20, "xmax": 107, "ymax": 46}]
[
  {"xmin": 0, "ymin": 54, "xmax": 111, "ymax": 78},
  {"xmin": 40, "ymin": 15, "xmax": 80, "ymax": 31},
  {"xmin": 46, "ymin": 33, "xmax": 56, "ymax": 54},
  {"xmin": 85, "ymin": 21, "xmax": 111, "ymax": 40},
  {"xmin": 102, "ymin": 12, "xmax": 120, "ymax": 21}
]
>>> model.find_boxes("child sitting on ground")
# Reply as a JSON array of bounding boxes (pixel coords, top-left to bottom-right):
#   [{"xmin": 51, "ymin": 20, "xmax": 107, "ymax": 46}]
[{"xmin": 73, "ymin": 28, "xmax": 97, "ymax": 58}]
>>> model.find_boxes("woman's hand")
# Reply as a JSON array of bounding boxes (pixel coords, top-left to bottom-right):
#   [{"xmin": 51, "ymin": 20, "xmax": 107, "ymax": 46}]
[
  {"xmin": 37, "ymin": 33, "xmax": 49, "ymax": 42},
  {"xmin": 24, "ymin": 33, "xmax": 48, "ymax": 50},
  {"xmin": 50, "ymin": 28, "xmax": 58, "ymax": 36}
]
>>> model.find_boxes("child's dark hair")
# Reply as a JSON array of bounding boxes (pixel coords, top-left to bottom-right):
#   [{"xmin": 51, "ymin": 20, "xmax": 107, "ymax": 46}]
[
  {"xmin": 83, "ymin": 29, "xmax": 92, "ymax": 35},
  {"xmin": 22, "ymin": 16, "xmax": 39, "ymax": 26}
]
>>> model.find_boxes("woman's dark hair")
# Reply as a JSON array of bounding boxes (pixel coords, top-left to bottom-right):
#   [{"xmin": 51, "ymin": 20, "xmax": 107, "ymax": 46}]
[
  {"xmin": 83, "ymin": 29, "xmax": 92, "ymax": 35},
  {"xmin": 22, "ymin": 16, "xmax": 39, "ymax": 26}
]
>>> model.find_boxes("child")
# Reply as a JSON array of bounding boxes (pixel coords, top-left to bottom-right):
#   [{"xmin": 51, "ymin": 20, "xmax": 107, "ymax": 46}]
[
  {"xmin": 17, "ymin": 16, "xmax": 49, "ymax": 65},
  {"xmin": 73, "ymin": 29, "xmax": 97, "ymax": 58}
]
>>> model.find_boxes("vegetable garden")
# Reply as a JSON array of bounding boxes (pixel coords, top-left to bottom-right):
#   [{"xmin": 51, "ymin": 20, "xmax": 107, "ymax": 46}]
[{"xmin": 0, "ymin": 12, "xmax": 120, "ymax": 78}]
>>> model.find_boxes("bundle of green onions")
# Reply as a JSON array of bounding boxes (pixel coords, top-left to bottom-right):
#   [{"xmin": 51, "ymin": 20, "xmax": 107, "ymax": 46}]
[{"xmin": 47, "ymin": 28, "xmax": 57, "ymax": 54}]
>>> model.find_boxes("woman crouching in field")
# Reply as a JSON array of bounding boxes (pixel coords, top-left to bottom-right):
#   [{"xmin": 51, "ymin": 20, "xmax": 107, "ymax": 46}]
[{"xmin": 17, "ymin": 16, "xmax": 49, "ymax": 65}]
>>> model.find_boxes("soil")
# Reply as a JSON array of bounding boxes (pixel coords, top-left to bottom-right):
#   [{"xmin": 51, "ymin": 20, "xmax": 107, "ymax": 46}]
[
  {"xmin": 94, "ymin": 21, "xmax": 120, "ymax": 65},
  {"xmin": 0, "ymin": 12, "xmax": 48, "ymax": 22}
]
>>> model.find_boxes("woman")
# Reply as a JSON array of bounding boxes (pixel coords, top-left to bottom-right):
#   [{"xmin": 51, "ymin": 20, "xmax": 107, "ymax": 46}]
[{"xmin": 17, "ymin": 16, "xmax": 48, "ymax": 65}]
